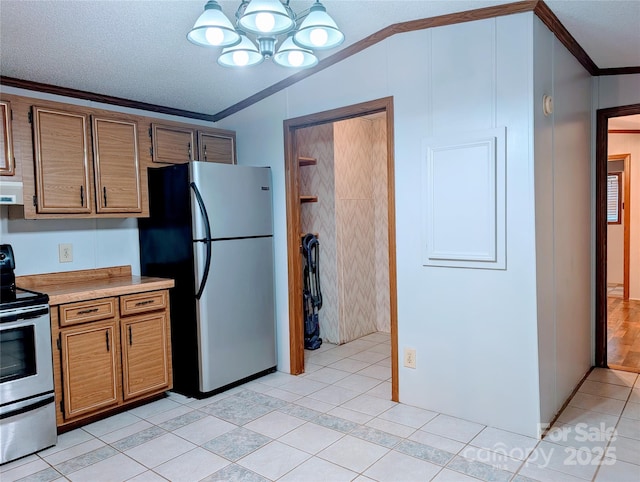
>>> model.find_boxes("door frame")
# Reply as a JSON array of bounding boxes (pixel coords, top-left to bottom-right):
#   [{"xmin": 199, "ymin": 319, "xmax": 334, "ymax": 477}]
[
  {"xmin": 283, "ymin": 96, "xmax": 399, "ymax": 401},
  {"xmin": 595, "ymin": 103, "xmax": 640, "ymax": 367},
  {"xmin": 607, "ymin": 153, "xmax": 631, "ymax": 301}
]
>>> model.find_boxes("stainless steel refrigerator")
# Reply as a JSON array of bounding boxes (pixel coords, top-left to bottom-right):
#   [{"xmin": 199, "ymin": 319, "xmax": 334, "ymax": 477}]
[{"xmin": 138, "ymin": 162, "xmax": 276, "ymax": 398}]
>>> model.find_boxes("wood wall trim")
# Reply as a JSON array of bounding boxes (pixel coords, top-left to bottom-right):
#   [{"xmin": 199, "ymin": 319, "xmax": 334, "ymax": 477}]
[
  {"xmin": 595, "ymin": 104, "xmax": 640, "ymax": 367},
  {"xmin": 599, "ymin": 67, "xmax": 640, "ymax": 76},
  {"xmin": 0, "ymin": 76, "xmax": 216, "ymax": 122},
  {"xmin": 284, "ymin": 97, "xmax": 399, "ymax": 402},
  {"xmin": 608, "ymin": 130, "xmax": 640, "ymax": 134},
  {"xmin": 533, "ymin": 1, "xmax": 598, "ymax": 75}
]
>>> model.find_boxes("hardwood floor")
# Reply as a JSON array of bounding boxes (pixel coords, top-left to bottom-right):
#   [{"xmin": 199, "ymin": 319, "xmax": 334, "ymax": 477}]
[{"xmin": 607, "ymin": 295, "xmax": 640, "ymax": 372}]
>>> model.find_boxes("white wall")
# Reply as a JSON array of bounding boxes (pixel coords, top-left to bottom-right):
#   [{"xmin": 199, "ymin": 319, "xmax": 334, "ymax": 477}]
[
  {"xmin": 218, "ymin": 13, "xmax": 544, "ymax": 437},
  {"xmin": 608, "ymin": 133, "xmax": 640, "ymax": 299},
  {"xmin": 596, "ymin": 75, "xmax": 640, "ymax": 110},
  {"xmin": 0, "ymin": 86, "xmax": 218, "ymax": 276},
  {"xmin": 533, "ymin": 17, "xmax": 593, "ymax": 425}
]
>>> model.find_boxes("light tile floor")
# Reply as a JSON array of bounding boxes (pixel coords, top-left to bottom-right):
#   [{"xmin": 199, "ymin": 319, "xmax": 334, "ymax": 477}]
[{"xmin": 2, "ymin": 332, "xmax": 639, "ymax": 481}]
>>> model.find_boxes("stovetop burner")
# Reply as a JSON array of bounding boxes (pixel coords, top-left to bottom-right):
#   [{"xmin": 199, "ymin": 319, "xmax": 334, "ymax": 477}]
[{"xmin": 0, "ymin": 286, "xmax": 49, "ymax": 311}]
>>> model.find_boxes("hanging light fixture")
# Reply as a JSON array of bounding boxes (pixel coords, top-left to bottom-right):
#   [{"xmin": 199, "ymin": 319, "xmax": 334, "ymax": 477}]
[
  {"xmin": 186, "ymin": 0, "xmax": 241, "ymax": 47},
  {"xmin": 187, "ymin": 0, "xmax": 344, "ymax": 69},
  {"xmin": 293, "ymin": 1, "xmax": 344, "ymax": 50}
]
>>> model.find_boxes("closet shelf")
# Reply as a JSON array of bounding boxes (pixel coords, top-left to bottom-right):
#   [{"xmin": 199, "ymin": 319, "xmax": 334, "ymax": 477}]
[
  {"xmin": 298, "ymin": 156, "xmax": 317, "ymax": 167},
  {"xmin": 300, "ymin": 195, "xmax": 318, "ymax": 203}
]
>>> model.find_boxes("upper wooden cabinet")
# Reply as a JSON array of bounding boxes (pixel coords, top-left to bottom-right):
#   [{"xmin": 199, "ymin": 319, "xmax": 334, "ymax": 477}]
[
  {"xmin": 32, "ymin": 106, "xmax": 92, "ymax": 213},
  {"xmin": 30, "ymin": 105, "xmax": 143, "ymax": 216},
  {"xmin": 0, "ymin": 100, "xmax": 15, "ymax": 176},
  {"xmin": 198, "ymin": 131, "xmax": 235, "ymax": 164},
  {"xmin": 150, "ymin": 124, "xmax": 196, "ymax": 164},
  {"xmin": 92, "ymin": 116, "xmax": 142, "ymax": 213},
  {"xmin": 151, "ymin": 122, "xmax": 236, "ymax": 165}
]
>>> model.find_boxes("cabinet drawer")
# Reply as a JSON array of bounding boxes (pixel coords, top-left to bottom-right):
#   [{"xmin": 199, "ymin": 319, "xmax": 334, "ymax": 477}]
[
  {"xmin": 120, "ymin": 291, "xmax": 167, "ymax": 316},
  {"xmin": 60, "ymin": 298, "xmax": 117, "ymax": 326}
]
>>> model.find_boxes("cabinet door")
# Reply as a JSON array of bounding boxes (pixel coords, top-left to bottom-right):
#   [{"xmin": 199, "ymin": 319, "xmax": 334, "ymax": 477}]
[
  {"xmin": 32, "ymin": 106, "xmax": 92, "ymax": 213},
  {"xmin": 60, "ymin": 320, "xmax": 119, "ymax": 419},
  {"xmin": 121, "ymin": 312, "xmax": 170, "ymax": 400},
  {"xmin": 151, "ymin": 123, "xmax": 195, "ymax": 164},
  {"xmin": 92, "ymin": 116, "xmax": 142, "ymax": 213},
  {"xmin": 197, "ymin": 131, "xmax": 236, "ymax": 164},
  {"xmin": 0, "ymin": 100, "xmax": 15, "ymax": 176}
]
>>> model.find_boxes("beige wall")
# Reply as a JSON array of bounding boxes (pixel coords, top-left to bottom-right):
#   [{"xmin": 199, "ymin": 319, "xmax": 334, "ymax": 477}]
[
  {"xmin": 298, "ymin": 124, "xmax": 339, "ymax": 343},
  {"xmin": 298, "ymin": 116, "xmax": 390, "ymax": 344},
  {"xmin": 607, "ymin": 158, "xmax": 625, "ymax": 285},
  {"xmin": 608, "ymin": 132, "xmax": 640, "ymax": 299}
]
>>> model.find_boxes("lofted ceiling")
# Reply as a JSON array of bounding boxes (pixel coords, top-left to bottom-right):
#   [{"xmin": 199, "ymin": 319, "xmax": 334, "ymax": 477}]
[{"xmin": 1, "ymin": 1, "xmax": 639, "ymax": 118}]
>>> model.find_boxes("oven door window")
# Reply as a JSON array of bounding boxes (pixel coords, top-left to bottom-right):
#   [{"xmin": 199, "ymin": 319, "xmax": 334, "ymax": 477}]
[{"xmin": 0, "ymin": 326, "xmax": 37, "ymax": 383}]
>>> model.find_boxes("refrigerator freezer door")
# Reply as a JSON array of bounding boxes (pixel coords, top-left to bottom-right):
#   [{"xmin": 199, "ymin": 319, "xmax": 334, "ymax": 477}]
[
  {"xmin": 194, "ymin": 236, "xmax": 276, "ymax": 393},
  {"xmin": 190, "ymin": 162, "xmax": 272, "ymax": 240}
]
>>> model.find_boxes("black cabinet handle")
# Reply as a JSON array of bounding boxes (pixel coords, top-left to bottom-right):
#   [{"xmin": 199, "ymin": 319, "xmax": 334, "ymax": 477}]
[
  {"xmin": 134, "ymin": 299, "xmax": 154, "ymax": 307},
  {"xmin": 128, "ymin": 326, "xmax": 132, "ymax": 345},
  {"xmin": 188, "ymin": 142, "xmax": 192, "ymax": 160},
  {"xmin": 204, "ymin": 145, "xmax": 207, "ymax": 162},
  {"xmin": 105, "ymin": 330, "xmax": 110, "ymax": 352},
  {"xmin": 77, "ymin": 307, "xmax": 99, "ymax": 315},
  {"xmin": 80, "ymin": 185, "xmax": 84, "ymax": 206},
  {"xmin": 103, "ymin": 186, "xmax": 107, "ymax": 207}
]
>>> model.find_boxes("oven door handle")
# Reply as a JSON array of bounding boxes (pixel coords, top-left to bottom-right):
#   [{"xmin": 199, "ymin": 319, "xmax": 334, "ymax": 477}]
[
  {"xmin": 0, "ymin": 393, "xmax": 54, "ymax": 420},
  {"xmin": 0, "ymin": 306, "xmax": 49, "ymax": 324}
]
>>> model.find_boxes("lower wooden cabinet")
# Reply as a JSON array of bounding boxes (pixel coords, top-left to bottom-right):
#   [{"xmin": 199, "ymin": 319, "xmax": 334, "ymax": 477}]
[
  {"xmin": 121, "ymin": 311, "xmax": 170, "ymax": 400},
  {"xmin": 52, "ymin": 289, "xmax": 172, "ymax": 428},
  {"xmin": 60, "ymin": 320, "xmax": 119, "ymax": 418}
]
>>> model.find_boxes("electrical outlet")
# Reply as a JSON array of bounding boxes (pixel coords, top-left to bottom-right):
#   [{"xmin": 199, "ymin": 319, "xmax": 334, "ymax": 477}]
[
  {"xmin": 404, "ymin": 348, "xmax": 416, "ymax": 369},
  {"xmin": 58, "ymin": 243, "xmax": 73, "ymax": 263}
]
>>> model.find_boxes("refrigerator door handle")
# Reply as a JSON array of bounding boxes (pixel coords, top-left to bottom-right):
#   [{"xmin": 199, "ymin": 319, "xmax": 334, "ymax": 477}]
[{"xmin": 190, "ymin": 182, "xmax": 212, "ymax": 300}]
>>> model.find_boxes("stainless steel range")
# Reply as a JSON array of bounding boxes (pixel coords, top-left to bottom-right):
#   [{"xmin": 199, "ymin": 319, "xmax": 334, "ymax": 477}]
[{"xmin": 0, "ymin": 244, "xmax": 56, "ymax": 464}]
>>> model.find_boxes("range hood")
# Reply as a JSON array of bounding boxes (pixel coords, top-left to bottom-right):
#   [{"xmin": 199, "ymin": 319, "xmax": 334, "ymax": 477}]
[{"xmin": 0, "ymin": 180, "xmax": 24, "ymax": 205}]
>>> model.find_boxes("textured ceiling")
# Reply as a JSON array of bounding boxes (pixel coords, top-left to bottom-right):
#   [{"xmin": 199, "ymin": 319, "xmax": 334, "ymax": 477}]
[{"xmin": 1, "ymin": 1, "xmax": 639, "ymax": 117}]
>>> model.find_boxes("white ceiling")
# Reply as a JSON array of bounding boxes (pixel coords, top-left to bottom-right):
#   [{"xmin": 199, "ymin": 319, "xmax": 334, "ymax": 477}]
[{"xmin": 1, "ymin": 0, "xmax": 639, "ymax": 118}]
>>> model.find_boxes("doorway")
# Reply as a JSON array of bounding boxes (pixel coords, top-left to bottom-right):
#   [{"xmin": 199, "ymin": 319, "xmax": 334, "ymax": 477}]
[
  {"xmin": 595, "ymin": 103, "xmax": 640, "ymax": 371},
  {"xmin": 284, "ymin": 97, "xmax": 399, "ymax": 401}
]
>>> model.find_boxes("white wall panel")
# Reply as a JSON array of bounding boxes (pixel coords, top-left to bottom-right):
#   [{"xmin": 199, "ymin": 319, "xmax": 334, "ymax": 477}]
[
  {"xmin": 596, "ymin": 74, "xmax": 640, "ymax": 110},
  {"xmin": 533, "ymin": 16, "xmax": 556, "ymax": 426},
  {"xmin": 552, "ymin": 32, "xmax": 592, "ymax": 412},
  {"xmin": 430, "ymin": 20, "xmax": 496, "ymax": 134},
  {"xmin": 422, "ymin": 128, "xmax": 505, "ymax": 268},
  {"xmin": 533, "ymin": 15, "xmax": 592, "ymax": 427}
]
